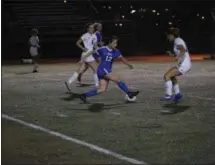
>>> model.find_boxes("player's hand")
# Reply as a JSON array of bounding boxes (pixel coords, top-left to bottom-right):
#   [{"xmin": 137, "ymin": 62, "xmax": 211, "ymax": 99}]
[
  {"xmin": 166, "ymin": 51, "xmax": 173, "ymax": 56},
  {"xmin": 83, "ymin": 48, "xmax": 88, "ymax": 52},
  {"xmin": 100, "ymin": 41, "xmax": 104, "ymax": 46},
  {"xmin": 128, "ymin": 64, "xmax": 133, "ymax": 69}
]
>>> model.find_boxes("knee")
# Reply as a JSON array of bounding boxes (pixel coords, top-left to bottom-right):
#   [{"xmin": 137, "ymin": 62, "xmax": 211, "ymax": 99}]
[
  {"xmin": 164, "ymin": 74, "xmax": 171, "ymax": 81},
  {"xmin": 85, "ymin": 65, "xmax": 89, "ymax": 70},
  {"xmin": 111, "ymin": 77, "xmax": 121, "ymax": 83},
  {"xmin": 171, "ymin": 77, "xmax": 177, "ymax": 84}
]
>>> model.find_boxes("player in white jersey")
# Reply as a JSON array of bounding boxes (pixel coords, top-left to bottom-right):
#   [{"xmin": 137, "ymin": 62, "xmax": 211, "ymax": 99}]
[
  {"xmin": 77, "ymin": 22, "xmax": 103, "ymax": 83},
  {"xmin": 161, "ymin": 28, "xmax": 191, "ymax": 102},
  {"xmin": 65, "ymin": 23, "xmax": 99, "ymax": 91},
  {"xmin": 29, "ymin": 29, "xmax": 40, "ymax": 73}
]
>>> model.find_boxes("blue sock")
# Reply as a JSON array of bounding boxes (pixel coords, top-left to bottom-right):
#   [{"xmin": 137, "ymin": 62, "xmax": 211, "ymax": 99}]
[
  {"xmin": 83, "ymin": 89, "xmax": 98, "ymax": 97},
  {"xmin": 117, "ymin": 81, "xmax": 130, "ymax": 94}
]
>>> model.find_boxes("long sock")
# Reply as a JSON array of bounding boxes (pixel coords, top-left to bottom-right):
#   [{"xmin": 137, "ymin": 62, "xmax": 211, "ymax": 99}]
[
  {"xmin": 83, "ymin": 89, "xmax": 98, "ymax": 97},
  {"xmin": 93, "ymin": 74, "xmax": 99, "ymax": 86},
  {"xmin": 33, "ymin": 63, "xmax": 38, "ymax": 71},
  {"xmin": 173, "ymin": 83, "xmax": 180, "ymax": 94},
  {"xmin": 68, "ymin": 72, "xmax": 79, "ymax": 84},
  {"xmin": 117, "ymin": 81, "xmax": 130, "ymax": 94},
  {"xmin": 165, "ymin": 80, "xmax": 173, "ymax": 96}
]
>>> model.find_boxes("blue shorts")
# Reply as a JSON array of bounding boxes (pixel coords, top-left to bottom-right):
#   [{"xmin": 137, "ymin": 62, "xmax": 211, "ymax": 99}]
[{"xmin": 97, "ymin": 68, "xmax": 111, "ymax": 79}]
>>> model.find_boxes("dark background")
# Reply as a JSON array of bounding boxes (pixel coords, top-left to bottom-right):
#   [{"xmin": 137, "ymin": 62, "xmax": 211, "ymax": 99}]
[{"xmin": 2, "ymin": 0, "xmax": 215, "ymax": 60}]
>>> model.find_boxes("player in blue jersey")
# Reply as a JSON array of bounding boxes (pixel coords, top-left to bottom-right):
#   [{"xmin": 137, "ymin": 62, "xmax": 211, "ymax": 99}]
[
  {"xmin": 94, "ymin": 23, "xmax": 103, "ymax": 47},
  {"xmin": 77, "ymin": 22, "xmax": 103, "ymax": 83},
  {"xmin": 78, "ymin": 36, "xmax": 139, "ymax": 103}
]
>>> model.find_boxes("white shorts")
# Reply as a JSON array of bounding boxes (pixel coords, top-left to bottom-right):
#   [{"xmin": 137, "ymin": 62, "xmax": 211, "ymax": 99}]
[
  {"xmin": 81, "ymin": 51, "xmax": 95, "ymax": 63},
  {"xmin": 177, "ymin": 62, "xmax": 191, "ymax": 74},
  {"xmin": 30, "ymin": 47, "xmax": 38, "ymax": 56}
]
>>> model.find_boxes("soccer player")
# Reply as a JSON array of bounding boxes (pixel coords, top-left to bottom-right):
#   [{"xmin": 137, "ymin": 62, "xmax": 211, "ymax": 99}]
[
  {"xmin": 29, "ymin": 28, "xmax": 40, "ymax": 73},
  {"xmin": 78, "ymin": 36, "xmax": 139, "ymax": 103},
  {"xmin": 65, "ymin": 23, "xmax": 99, "ymax": 91},
  {"xmin": 77, "ymin": 22, "xmax": 103, "ymax": 83},
  {"xmin": 161, "ymin": 28, "xmax": 191, "ymax": 101},
  {"xmin": 94, "ymin": 23, "xmax": 103, "ymax": 46}
]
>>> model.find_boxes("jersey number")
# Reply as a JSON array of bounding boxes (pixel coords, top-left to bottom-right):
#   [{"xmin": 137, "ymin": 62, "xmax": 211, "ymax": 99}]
[{"xmin": 106, "ymin": 56, "xmax": 112, "ymax": 62}]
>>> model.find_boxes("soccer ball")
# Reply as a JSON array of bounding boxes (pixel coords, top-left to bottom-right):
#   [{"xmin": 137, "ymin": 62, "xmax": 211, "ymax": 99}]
[{"xmin": 125, "ymin": 94, "xmax": 137, "ymax": 103}]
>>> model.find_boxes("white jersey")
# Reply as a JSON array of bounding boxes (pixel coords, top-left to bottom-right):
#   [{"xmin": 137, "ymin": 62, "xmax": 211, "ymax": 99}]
[
  {"xmin": 173, "ymin": 37, "xmax": 191, "ymax": 74},
  {"xmin": 29, "ymin": 36, "xmax": 39, "ymax": 56},
  {"xmin": 81, "ymin": 32, "xmax": 97, "ymax": 51},
  {"xmin": 29, "ymin": 36, "xmax": 39, "ymax": 47}
]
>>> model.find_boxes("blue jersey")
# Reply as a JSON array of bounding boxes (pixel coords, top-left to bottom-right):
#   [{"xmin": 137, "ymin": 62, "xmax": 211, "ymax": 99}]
[
  {"xmin": 93, "ymin": 46, "xmax": 121, "ymax": 78},
  {"xmin": 95, "ymin": 31, "xmax": 102, "ymax": 44}
]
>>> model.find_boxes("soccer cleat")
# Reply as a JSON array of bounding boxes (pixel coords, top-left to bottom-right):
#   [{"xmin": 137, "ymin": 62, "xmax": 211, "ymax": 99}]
[
  {"xmin": 160, "ymin": 95, "xmax": 174, "ymax": 101},
  {"xmin": 79, "ymin": 94, "xmax": 88, "ymax": 103},
  {"xmin": 33, "ymin": 69, "xmax": 38, "ymax": 73},
  {"xmin": 64, "ymin": 81, "xmax": 71, "ymax": 92},
  {"xmin": 173, "ymin": 93, "xmax": 183, "ymax": 101},
  {"xmin": 128, "ymin": 91, "xmax": 140, "ymax": 99}
]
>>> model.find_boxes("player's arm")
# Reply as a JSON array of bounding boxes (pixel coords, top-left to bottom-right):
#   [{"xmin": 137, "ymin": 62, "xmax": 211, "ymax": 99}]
[
  {"xmin": 36, "ymin": 37, "xmax": 40, "ymax": 48},
  {"xmin": 166, "ymin": 50, "xmax": 175, "ymax": 57},
  {"xmin": 176, "ymin": 44, "xmax": 186, "ymax": 59},
  {"xmin": 166, "ymin": 50, "xmax": 177, "ymax": 61},
  {"xmin": 100, "ymin": 35, "xmax": 104, "ymax": 46},
  {"xmin": 79, "ymin": 50, "xmax": 97, "ymax": 63},
  {"xmin": 29, "ymin": 38, "xmax": 37, "ymax": 48},
  {"xmin": 118, "ymin": 55, "xmax": 133, "ymax": 69},
  {"xmin": 76, "ymin": 37, "xmax": 87, "ymax": 52},
  {"xmin": 94, "ymin": 42, "xmax": 98, "ymax": 50}
]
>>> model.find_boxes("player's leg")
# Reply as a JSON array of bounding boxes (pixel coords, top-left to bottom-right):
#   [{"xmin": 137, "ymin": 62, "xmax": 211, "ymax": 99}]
[
  {"xmin": 87, "ymin": 60, "xmax": 99, "ymax": 87},
  {"xmin": 160, "ymin": 67, "xmax": 182, "ymax": 101},
  {"xmin": 171, "ymin": 63, "xmax": 191, "ymax": 101},
  {"xmin": 65, "ymin": 62, "xmax": 88, "ymax": 91},
  {"xmin": 30, "ymin": 47, "xmax": 39, "ymax": 73},
  {"xmin": 32, "ymin": 55, "xmax": 39, "ymax": 73},
  {"xmin": 171, "ymin": 76, "xmax": 183, "ymax": 101},
  {"xmin": 79, "ymin": 79, "xmax": 109, "ymax": 103},
  {"xmin": 77, "ymin": 64, "xmax": 89, "ymax": 83},
  {"xmin": 104, "ymin": 72, "xmax": 139, "ymax": 98},
  {"xmin": 171, "ymin": 77, "xmax": 180, "ymax": 95}
]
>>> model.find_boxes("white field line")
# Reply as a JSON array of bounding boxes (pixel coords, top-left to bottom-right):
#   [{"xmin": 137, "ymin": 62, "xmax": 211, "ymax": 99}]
[{"xmin": 2, "ymin": 114, "xmax": 148, "ymax": 165}]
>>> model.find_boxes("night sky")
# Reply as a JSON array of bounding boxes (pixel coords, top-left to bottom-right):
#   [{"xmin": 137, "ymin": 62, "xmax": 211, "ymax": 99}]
[{"xmin": 3, "ymin": 0, "xmax": 215, "ymax": 59}]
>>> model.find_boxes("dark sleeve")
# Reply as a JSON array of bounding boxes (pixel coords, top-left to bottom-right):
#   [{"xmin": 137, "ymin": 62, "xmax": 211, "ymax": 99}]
[
  {"xmin": 115, "ymin": 49, "xmax": 122, "ymax": 58},
  {"xmin": 93, "ymin": 48, "xmax": 102, "ymax": 59},
  {"xmin": 96, "ymin": 32, "xmax": 101, "ymax": 42}
]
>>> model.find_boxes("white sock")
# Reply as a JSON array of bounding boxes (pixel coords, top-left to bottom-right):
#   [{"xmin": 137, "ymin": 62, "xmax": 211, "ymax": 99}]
[
  {"xmin": 68, "ymin": 72, "xmax": 79, "ymax": 84},
  {"xmin": 93, "ymin": 74, "xmax": 99, "ymax": 87},
  {"xmin": 165, "ymin": 80, "xmax": 173, "ymax": 96},
  {"xmin": 173, "ymin": 84, "xmax": 180, "ymax": 94}
]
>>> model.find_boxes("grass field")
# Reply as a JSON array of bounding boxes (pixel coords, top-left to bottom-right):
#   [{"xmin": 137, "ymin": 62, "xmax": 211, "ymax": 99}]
[{"xmin": 2, "ymin": 61, "xmax": 215, "ymax": 164}]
